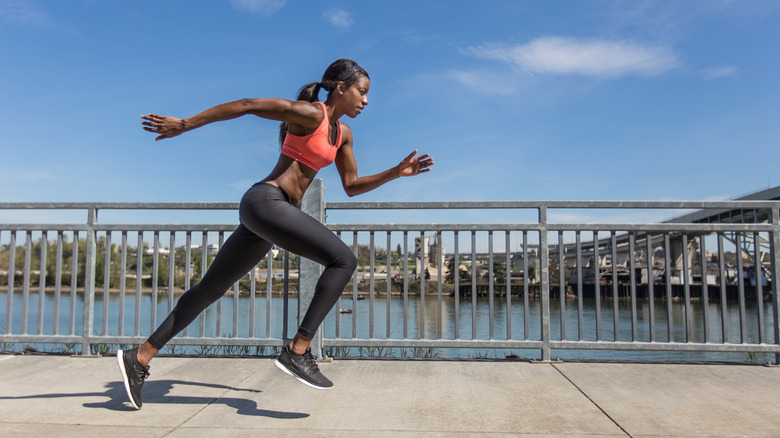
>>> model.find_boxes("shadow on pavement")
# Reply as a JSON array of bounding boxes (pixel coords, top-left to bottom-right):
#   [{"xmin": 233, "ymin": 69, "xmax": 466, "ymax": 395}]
[{"xmin": 1, "ymin": 379, "xmax": 309, "ymax": 419}]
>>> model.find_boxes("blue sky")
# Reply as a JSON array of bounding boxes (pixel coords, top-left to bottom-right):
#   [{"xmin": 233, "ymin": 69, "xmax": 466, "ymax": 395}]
[{"xmin": 1, "ymin": 0, "xmax": 779, "ymax": 225}]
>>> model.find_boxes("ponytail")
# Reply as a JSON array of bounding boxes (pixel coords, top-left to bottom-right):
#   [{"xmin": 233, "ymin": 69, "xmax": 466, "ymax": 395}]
[
  {"xmin": 279, "ymin": 59, "xmax": 368, "ymax": 146},
  {"xmin": 278, "ymin": 82, "xmax": 322, "ymax": 145},
  {"xmin": 298, "ymin": 82, "xmax": 322, "ymax": 102}
]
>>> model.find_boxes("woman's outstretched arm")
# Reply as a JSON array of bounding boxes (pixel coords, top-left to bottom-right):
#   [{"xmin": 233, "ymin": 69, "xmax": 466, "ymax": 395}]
[
  {"xmin": 334, "ymin": 123, "xmax": 434, "ymax": 197},
  {"xmin": 141, "ymin": 98, "xmax": 322, "ymax": 141}
]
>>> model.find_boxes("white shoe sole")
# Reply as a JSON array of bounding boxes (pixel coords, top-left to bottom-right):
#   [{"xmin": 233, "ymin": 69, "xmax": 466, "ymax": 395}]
[
  {"xmin": 116, "ymin": 350, "xmax": 141, "ymax": 409},
  {"xmin": 274, "ymin": 359, "xmax": 332, "ymax": 390}
]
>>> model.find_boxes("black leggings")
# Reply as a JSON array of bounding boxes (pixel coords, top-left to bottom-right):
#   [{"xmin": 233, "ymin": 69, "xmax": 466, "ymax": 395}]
[{"xmin": 147, "ymin": 183, "xmax": 357, "ymax": 349}]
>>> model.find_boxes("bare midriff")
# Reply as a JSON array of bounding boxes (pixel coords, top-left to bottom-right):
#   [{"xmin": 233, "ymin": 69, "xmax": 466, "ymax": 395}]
[{"xmin": 261, "ymin": 155, "xmax": 319, "ymax": 207}]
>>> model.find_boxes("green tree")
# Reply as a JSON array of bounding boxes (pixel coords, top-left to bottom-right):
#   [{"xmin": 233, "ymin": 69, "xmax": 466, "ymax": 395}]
[{"xmin": 445, "ymin": 256, "xmax": 472, "ymax": 284}]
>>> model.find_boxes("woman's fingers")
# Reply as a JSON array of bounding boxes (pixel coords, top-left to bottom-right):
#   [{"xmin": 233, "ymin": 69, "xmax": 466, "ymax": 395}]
[
  {"xmin": 141, "ymin": 114, "xmax": 180, "ymax": 141},
  {"xmin": 398, "ymin": 149, "xmax": 434, "ymax": 176},
  {"xmin": 403, "ymin": 149, "xmax": 418, "ymax": 161}
]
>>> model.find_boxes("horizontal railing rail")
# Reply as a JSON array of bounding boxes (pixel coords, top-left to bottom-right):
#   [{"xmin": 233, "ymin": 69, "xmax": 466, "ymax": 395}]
[{"xmin": 1, "ymin": 188, "xmax": 779, "ymax": 364}]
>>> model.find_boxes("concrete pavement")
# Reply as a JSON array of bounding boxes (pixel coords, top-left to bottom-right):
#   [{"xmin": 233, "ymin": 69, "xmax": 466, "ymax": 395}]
[{"xmin": 0, "ymin": 353, "xmax": 778, "ymax": 437}]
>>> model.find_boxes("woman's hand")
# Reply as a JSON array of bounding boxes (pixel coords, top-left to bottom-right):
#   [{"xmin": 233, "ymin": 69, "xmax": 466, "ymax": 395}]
[
  {"xmin": 397, "ymin": 149, "xmax": 434, "ymax": 177},
  {"xmin": 141, "ymin": 113, "xmax": 186, "ymax": 141}
]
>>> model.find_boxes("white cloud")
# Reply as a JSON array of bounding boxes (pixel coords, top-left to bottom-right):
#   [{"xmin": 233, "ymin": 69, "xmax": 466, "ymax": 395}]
[
  {"xmin": 0, "ymin": 0, "xmax": 54, "ymax": 28},
  {"xmin": 701, "ymin": 66, "xmax": 737, "ymax": 79},
  {"xmin": 230, "ymin": 0, "xmax": 286, "ymax": 16},
  {"xmin": 466, "ymin": 36, "xmax": 680, "ymax": 78},
  {"xmin": 449, "ymin": 69, "xmax": 523, "ymax": 95},
  {"xmin": 398, "ymin": 29, "xmax": 438, "ymax": 44},
  {"xmin": 324, "ymin": 8, "xmax": 352, "ymax": 29}
]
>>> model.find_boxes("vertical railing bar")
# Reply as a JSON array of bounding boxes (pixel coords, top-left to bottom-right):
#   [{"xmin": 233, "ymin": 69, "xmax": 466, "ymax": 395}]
[
  {"xmin": 646, "ymin": 233, "xmax": 656, "ymax": 342},
  {"xmin": 488, "ymin": 231, "xmax": 494, "ymax": 340},
  {"xmin": 682, "ymin": 234, "xmax": 692, "ymax": 342},
  {"xmin": 182, "ymin": 232, "xmax": 191, "ymax": 337},
  {"xmin": 420, "ymin": 230, "xmax": 426, "ymax": 339},
  {"xmin": 22, "ymin": 231, "xmax": 31, "ymax": 334},
  {"xmin": 352, "ymin": 232, "xmax": 358, "ymax": 339},
  {"xmin": 215, "ymin": 232, "xmax": 224, "ymax": 338},
  {"xmin": 118, "ymin": 231, "xmax": 127, "ymax": 337},
  {"xmin": 249, "ymin": 265, "xmax": 256, "ymax": 338},
  {"xmin": 717, "ymin": 233, "xmax": 728, "ymax": 343},
  {"xmin": 37, "ymin": 231, "xmax": 47, "ymax": 335},
  {"xmin": 506, "ymin": 231, "xmax": 512, "ymax": 341},
  {"xmin": 629, "ymin": 232, "xmax": 637, "ymax": 342},
  {"xmin": 559, "ymin": 231, "xmax": 565, "ymax": 341},
  {"xmin": 152, "ymin": 231, "xmax": 160, "ymax": 334},
  {"xmin": 6, "ymin": 231, "xmax": 16, "ymax": 335},
  {"xmin": 68, "ymin": 230, "xmax": 79, "ymax": 336},
  {"xmin": 736, "ymin": 233, "xmax": 747, "ymax": 343},
  {"xmin": 102, "ymin": 232, "xmax": 110, "ymax": 336},
  {"xmin": 437, "ymin": 231, "xmax": 443, "ymax": 339},
  {"xmin": 594, "ymin": 231, "xmax": 602, "ymax": 341},
  {"xmin": 522, "ymin": 231, "xmax": 529, "ymax": 340},
  {"xmin": 611, "ymin": 232, "xmax": 619, "ymax": 341},
  {"xmin": 168, "ymin": 233, "xmax": 175, "ymax": 313},
  {"xmin": 576, "ymin": 231, "xmax": 584, "ymax": 341},
  {"xmin": 232, "ymin": 271, "xmax": 239, "ymax": 339},
  {"xmin": 199, "ymin": 232, "xmax": 207, "ymax": 338},
  {"xmin": 403, "ymin": 231, "xmax": 409, "ymax": 340},
  {"xmin": 454, "ymin": 232, "xmax": 460, "ymax": 340},
  {"xmin": 266, "ymin": 249, "xmax": 273, "ymax": 338},
  {"xmin": 664, "ymin": 233, "xmax": 673, "ymax": 342},
  {"xmin": 386, "ymin": 232, "xmax": 392, "ymax": 339},
  {"xmin": 369, "ymin": 231, "xmax": 375, "ymax": 339},
  {"xmin": 700, "ymin": 235, "xmax": 710, "ymax": 343},
  {"xmin": 539, "ymin": 207, "xmax": 550, "ymax": 361},
  {"xmin": 135, "ymin": 232, "xmax": 143, "ymax": 337},
  {"xmin": 55, "ymin": 231, "xmax": 63, "ymax": 336},
  {"xmin": 472, "ymin": 231, "xmax": 478, "ymax": 340},
  {"xmin": 754, "ymin": 232, "xmax": 765, "ymax": 344},
  {"xmin": 82, "ymin": 208, "xmax": 98, "ymax": 354},
  {"xmin": 283, "ymin": 250, "xmax": 288, "ymax": 342}
]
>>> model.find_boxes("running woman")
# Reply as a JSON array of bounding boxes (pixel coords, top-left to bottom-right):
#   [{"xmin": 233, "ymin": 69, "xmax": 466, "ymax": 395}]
[{"xmin": 117, "ymin": 59, "xmax": 434, "ymax": 409}]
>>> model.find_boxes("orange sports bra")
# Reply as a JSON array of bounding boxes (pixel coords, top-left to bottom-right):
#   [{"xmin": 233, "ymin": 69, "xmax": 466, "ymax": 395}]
[{"xmin": 281, "ymin": 101, "xmax": 342, "ymax": 172}]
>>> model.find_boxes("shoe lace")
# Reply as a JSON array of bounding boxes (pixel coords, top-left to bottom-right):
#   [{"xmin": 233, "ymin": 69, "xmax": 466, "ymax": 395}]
[
  {"xmin": 302, "ymin": 349, "xmax": 320, "ymax": 373},
  {"xmin": 135, "ymin": 364, "xmax": 150, "ymax": 381}
]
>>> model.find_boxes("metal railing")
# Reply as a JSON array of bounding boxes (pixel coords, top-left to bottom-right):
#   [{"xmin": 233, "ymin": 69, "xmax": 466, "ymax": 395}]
[{"xmin": 1, "ymin": 184, "xmax": 779, "ymax": 363}]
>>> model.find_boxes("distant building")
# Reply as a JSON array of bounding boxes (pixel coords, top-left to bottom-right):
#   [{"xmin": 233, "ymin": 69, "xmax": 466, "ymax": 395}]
[{"xmin": 415, "ymin": 236, "xmax": 448, "ymax": 279}]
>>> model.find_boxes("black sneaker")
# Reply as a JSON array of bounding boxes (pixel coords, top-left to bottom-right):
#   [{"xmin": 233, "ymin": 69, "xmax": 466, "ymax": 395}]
[
  {"xmin": 116, "ymin": 348, "xmax": 150, "ymax": 409},
  {"xmin": 274, "ymin": 346, "xmax": 333, "ymax": 390}
]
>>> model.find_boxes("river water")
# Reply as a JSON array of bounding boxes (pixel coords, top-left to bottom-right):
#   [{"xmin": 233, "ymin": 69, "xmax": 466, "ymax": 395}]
[{"xmin": 1, "ymin": 290, "xmax": 776, "ymax": 363}]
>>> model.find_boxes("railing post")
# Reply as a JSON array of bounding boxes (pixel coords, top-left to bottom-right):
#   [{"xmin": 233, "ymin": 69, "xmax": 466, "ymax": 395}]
[
  {"xmin": 81, "ymin": 208, "xmax": 97, "ymax": 356},
  {"xmin": 538, "ymin": 207, "xmax": 551, "ymax": 361},
  {"xmin": 300, "ymin": 179, "xmax": 326, "ymax": 360},
  {"xmin": 771, "ymin": 207, "xmax": 780, "ymax": 365}
]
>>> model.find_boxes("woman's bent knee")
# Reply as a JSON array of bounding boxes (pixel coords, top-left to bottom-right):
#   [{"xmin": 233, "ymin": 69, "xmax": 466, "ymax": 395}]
[{"xmin": 337, "ymin": 251, "xmax": 358, "ymax": 272}]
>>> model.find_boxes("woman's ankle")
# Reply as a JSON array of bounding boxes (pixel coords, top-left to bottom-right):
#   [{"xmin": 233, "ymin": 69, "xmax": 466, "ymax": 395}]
[
  {"xmin": 136, "ymin": 342, "xmax": 158, "ymax": 367},
  {"xmin": 289, "ymin": 334, "xmax": 312, "ymax": 355}
]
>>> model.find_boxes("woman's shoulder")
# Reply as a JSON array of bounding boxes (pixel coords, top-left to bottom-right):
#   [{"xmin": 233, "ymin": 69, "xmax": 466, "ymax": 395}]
[
  {"xmin": 338, "ymin": 120, "xmax": 352, "ymax": 135},
  {"xmin": 294, "ymin": 100, "xmax": 327, "ymax": 119},
  {"xmin": 287, "ymin": 100, "xmax": 327, "ymax": 134},
  {"xmin": 337, "ymin": 120, "xmax": 352, "ymax": 148},
  {"xmin": 337, "ymin": 119, "xmax": 352, "ymax": 133}
]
